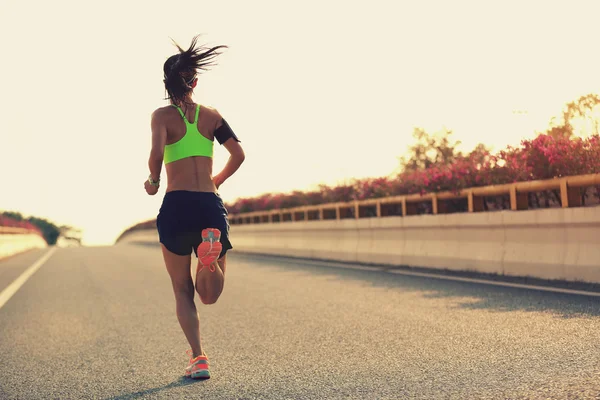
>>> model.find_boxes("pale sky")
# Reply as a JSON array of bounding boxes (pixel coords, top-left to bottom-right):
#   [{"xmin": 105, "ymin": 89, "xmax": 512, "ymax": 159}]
[{"xmin": 1, "ymin": 0, "xmax": 599, "ymax": 245}]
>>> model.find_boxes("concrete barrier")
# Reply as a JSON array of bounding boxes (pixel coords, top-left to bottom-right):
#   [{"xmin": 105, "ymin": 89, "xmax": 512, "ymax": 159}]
[
  {"xmin": 117, "ymin": 229, "xmax": 160, "ymax": 245},
  {"xmin": 116, "ymin": 205, "xmax": 600, "ymax": 284},
  {"xmin": 230, "ymin": 205, "xmax": 600, "ymax": 284},
  {"xmin": 0, "ymin": 233, "xmax": 47, "ymax": 260}
]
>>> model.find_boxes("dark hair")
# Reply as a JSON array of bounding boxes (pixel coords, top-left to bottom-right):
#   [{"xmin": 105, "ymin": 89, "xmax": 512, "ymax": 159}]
[{"xmin": 163, "ymin": 35, "xmax": 227, "ymax": 105}]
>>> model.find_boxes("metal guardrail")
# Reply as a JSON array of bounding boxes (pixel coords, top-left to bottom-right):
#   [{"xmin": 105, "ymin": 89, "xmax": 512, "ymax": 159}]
[{"xmin": 229, "ymin": 173, "xmax": 600, "ymax": 225}]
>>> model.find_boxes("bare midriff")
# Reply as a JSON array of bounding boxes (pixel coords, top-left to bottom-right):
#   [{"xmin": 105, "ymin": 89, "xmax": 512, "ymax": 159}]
[{"xmin": 165, "ymin": 156, "xmax": 217, "ymax": 193}]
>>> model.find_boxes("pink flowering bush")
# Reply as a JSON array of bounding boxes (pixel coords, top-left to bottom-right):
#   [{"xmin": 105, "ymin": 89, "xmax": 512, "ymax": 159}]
[
  {"xmin": 225, "ymin": 134, "xmax": 600, "ymax": 214},
  {"xmin": 0, "ymin": 215, "xmax": 42, "ymax": 235}
]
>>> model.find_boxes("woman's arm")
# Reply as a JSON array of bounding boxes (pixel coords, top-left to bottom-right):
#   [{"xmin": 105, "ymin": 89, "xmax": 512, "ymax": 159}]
[
  {"xmin": 213, "ymin": 138, "xmax": 245, "ymax": 189},
  {"xmin": 145, "ymin": 109, "xmax": 167, "ymax": 195},
  {"xmin": 212, "ymin": 117, "xmax": 245, "ymax": 189}
]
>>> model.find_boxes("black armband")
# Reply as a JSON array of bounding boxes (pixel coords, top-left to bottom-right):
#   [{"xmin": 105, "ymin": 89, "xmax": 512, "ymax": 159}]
[{"xmin": 214, "ymin": 119, "xmax": 241, "ymax": 145}]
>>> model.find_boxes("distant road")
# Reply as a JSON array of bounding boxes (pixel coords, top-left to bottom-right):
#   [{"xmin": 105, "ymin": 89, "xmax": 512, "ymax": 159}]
[{"xmin": 1, "ymin": 244, "xmax": 599, "ymax": 399}]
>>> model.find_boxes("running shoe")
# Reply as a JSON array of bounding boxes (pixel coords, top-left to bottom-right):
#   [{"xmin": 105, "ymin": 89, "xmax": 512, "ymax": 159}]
[
  {"xmin": 196, "ymin": 228, "xmax": 222, "ymax": 272},
  {"xmin": 185, "ymin": 349, "xmax": 210, "ymax": 379}
]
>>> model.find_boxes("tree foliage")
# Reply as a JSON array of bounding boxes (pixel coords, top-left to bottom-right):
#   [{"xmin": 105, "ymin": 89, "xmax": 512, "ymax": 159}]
[
  {"xmin": 543, "ymin": 93, "xmax": 600, "ymax": 139},
  {"xmin": 399, "ymin": 127, "xmax": 463, "ymax": 172},
  {"xmin": 398, "ymin": 127, "xmax": 491, "ymax": 174},
  {"xmin": 218, "ymin": 133, "xmax": 600, "ymax": 215},
  {"xmin": 0, "ymin": 211, "xmax": 71, "ymax": 245}
]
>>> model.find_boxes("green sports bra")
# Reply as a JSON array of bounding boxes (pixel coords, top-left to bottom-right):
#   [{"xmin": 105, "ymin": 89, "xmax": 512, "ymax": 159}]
[{"xmin": 164, "ymin": 104, "xmax": 213, "ymax": 164}]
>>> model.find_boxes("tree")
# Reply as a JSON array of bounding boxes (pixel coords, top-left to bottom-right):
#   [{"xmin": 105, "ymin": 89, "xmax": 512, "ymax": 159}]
[
  {"xmin": 398, "ymin": 127, "xmax": 464, "ymax": 172},
  {"xmin": 59, "ymin": 225, "xmax": 83, "ymax": 245},
  {"xmin": 467, "ymin": 143, "xmax": 492, "ymax": 169},
  {"xmin": 543, "ymin": 93, "xmax": 600, "ymax": 139},
  {"xmin": 1, "ymin": 211, "xmax": 65, "ymax": 245},
  {"xmin": 26, "ymin": 217, "xmax": 61, "ymax": 245},
  {"xmin": 2, "ymin": 211, "xmax": 24, "ymax": 221}
]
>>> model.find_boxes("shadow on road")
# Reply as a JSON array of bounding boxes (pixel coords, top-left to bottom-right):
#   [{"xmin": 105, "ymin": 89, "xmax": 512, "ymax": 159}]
[
  {"xmin": 234, "ymin": 254, "xmax": 600, "ymax": 319},
  {"xmin": 103, "ymin": 376, "xmax": 204, "ymax": 400}
]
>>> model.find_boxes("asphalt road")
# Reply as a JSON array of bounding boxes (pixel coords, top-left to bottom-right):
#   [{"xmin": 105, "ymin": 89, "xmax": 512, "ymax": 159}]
[{"xmin": 0, "ymin": 244, "xmax": 599, "ymax": 399}]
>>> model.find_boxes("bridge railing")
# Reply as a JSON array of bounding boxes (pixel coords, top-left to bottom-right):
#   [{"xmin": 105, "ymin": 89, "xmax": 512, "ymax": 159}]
[
  {"xmin": 0, "ymin": 227, "xmax": 36, "ymax": 234},
  {"xmin": 229, "ymin": 173, "xmax": 600, "ymax": 225}
]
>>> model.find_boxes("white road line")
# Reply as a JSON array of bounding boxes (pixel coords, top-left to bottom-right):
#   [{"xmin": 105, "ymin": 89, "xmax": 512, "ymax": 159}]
[
  {"xmin": 0, "ymin": 247, "xmax": 57, "ymax": 310},
  {"xmin": 386, "ymin": 269, "xmax": 600, "ymax": 297}
]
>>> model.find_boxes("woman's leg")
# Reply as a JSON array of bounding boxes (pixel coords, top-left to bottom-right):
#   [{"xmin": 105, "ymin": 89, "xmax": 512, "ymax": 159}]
[
  {"xmin": 195, "ymin": 254, "xmax": 226, "ymax": 305},
  {"xmin": 194, "ymin": 193, "xmax": 232, "ymax": 305},
  {"xmin": 161, "ymin": 244, "xmax": 204, "ymax": 358}
]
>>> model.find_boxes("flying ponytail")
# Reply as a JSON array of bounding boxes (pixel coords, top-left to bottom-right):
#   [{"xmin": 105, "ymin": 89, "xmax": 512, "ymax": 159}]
[{"xmin": 163, "ymin": 35, "xmax": 227, "ymax": 105}]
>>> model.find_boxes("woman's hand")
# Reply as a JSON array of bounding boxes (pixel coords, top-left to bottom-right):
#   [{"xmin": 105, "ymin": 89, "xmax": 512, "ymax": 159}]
[
  {"xmin": 145, "ymin": 179, "xmax": 159, "ymax": 195},
  {"xmin": 213, "ymin": 173, "xmax": 225, "ymax": 189}
]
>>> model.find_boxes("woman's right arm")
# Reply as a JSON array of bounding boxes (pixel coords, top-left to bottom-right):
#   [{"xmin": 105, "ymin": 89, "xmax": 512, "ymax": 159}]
[
  {"xmin": 212, "ymin": 116, "xmax": 245, "ymax": 189},
  {"xmin": 213, "ymin": 138, "xmax": 245, "ymax": 189}
]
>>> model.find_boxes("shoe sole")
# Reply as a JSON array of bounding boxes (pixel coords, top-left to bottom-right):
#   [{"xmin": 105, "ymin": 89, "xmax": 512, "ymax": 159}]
[
  {"xmin": 186, "ymin": 355, "xmax": 211, "ymax": 379},
  {"xmin": 196, "ymin": 228, "xmax": 222, "ymax": 267},
  {"xmin": 191, "ymin": 370, "xmax": 210, "ymax": 379}
]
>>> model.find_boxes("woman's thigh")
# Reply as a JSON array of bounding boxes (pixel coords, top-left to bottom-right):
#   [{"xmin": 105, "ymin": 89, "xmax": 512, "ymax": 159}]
[{"xmin": 161, "ymin": 244, "xmax": 193, "ymax": 293}]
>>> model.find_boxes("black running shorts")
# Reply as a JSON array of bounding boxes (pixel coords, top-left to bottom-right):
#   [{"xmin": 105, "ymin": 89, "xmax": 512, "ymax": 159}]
[{"xmin": 157, "ymin": 191, "xmax": 233, "ymax": 259}]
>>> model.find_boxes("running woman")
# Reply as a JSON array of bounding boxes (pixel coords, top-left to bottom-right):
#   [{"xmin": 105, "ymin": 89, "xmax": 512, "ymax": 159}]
[{"xmin": 144, "ymin": 35, "xmax": 245, "ymax": 379}]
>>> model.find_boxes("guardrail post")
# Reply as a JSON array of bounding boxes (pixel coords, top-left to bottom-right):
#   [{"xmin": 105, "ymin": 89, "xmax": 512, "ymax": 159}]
[
  {"xmin": 468, "ymin": 191, "xmax": 485, "ymax": 212},
  {"xmin": 560, "ymin": 178, "xmax": 582, "ymax": 208},
  {"xmin": 319, "ymin": 208, "xmax": 324, "ymax": 221},
  {"xmin": 376, "ymin": 201, "xmax": 381, "ymax": 217},
  {"xmin": 335, "ymin": 206, "xmax": 340, "ymax": 220},
  {"xmin": 354, "ymin": 201, "xmax": 360, "ymax": 219},
  {"xmin": 403, "ymin": 199, "xmax": 418, "ymax": 216},
  {"xmin": 510, "ymin": 185, "xmax": 528, "ymax": 210},
  {"xmin": 431, "ymin": 194, "xmax": 448, "ymax": 214}
]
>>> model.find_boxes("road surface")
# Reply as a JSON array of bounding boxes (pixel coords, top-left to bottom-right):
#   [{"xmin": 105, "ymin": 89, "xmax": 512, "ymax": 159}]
[{"xmin": 1, "ymin": 243, "xmax": 599, "ymax": 399}]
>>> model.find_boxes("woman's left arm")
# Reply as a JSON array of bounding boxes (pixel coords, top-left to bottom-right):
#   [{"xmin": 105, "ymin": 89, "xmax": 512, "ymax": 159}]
[{"xmin": 145, "ymin": 109, "xmax": 167, "ymax": 195}]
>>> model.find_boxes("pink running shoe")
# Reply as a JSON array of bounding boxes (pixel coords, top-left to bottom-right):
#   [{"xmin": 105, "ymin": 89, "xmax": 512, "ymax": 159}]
[
  {"xmin": 185, "ymin": 349, "xmax": 210, "ymax": 379},
  {"xmin": 196, "ymin": 228, "xmax": 222, "ymax": 272}
]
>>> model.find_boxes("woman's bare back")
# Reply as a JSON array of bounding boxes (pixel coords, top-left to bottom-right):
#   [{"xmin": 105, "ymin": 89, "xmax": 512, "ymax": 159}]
[{"xmin": 155, "ymin": 103, "xmax": 224, "ymax": 193}]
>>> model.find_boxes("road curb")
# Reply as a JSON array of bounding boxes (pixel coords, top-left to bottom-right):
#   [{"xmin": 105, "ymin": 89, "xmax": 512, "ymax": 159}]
[{"xmin": 231, "ymin": 251, "xmax": 600, "ymax": 297}]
